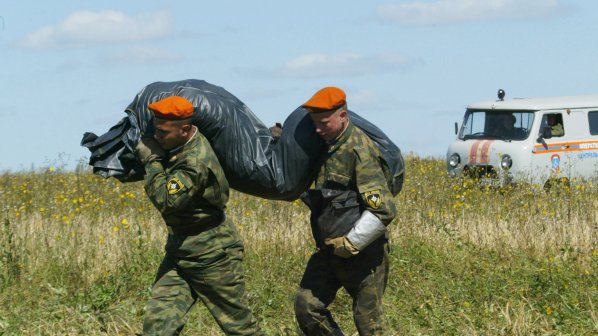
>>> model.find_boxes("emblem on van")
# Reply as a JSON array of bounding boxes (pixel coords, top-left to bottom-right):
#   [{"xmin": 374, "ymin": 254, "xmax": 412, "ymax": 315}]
[{"xmin": 550, "ymin": 154, "xmax": 561, "ymax": 174}]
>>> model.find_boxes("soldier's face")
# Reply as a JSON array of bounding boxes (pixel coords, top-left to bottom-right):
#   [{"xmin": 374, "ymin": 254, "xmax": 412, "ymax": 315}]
[
  {"xmin": 310, "ymin": 109, "xmax": 347, "ymax": 142},
  {"xmin": 153, "ymin": 119, "xmax": 188, "ymax": 150}
]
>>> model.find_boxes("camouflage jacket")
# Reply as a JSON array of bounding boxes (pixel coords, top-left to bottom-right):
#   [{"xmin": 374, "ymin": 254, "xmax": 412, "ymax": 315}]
[
  {"xmin": 143, "ymin": 130, "xmax": 229, "ymax": 233},
  {"xmin": 304, "ymin": 120, "xmax": 397, "ymax": 245}
]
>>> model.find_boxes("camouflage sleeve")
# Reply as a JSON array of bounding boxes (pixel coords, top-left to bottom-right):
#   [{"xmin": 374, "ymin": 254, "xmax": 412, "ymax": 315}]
[
  {"xmin": 143, "ymin": 156, "xmax": 208, "ymax": 213},
  {"xmin": 354, "ymin": 147, "xmax": 396, "ymax": 225}
]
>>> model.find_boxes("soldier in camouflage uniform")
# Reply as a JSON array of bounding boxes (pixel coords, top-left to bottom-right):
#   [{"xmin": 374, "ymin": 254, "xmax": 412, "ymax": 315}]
[
  {"xmin": 135, "ymin": 96, "xmax": 263, "ymax": 336},
  {"xmin": 294, "ymin": 87, "xmax": 397, "ymax": 336}
]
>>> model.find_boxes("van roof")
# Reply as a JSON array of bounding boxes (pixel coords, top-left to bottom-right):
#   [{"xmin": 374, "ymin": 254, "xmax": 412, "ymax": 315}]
[{"xmin": 468, "ymin": 93, "xmax": 598, "ymax": 111}]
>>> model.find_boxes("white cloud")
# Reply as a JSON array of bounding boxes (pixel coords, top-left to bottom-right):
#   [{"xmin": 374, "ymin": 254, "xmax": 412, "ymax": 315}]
[
  {"xmin": 99, "ymin": 47, "xmax": 183, "ymax": 66},
  {"xmin": 21, "ymin": 10, "xmax": 172, "ymax": 49},
  {"xmin": 377, "ymin": 0, "xmax": 574, "ymax": 25},
  {"xmin": 281, "ymin": 52, "xmax": 415, "ymax": 78}
]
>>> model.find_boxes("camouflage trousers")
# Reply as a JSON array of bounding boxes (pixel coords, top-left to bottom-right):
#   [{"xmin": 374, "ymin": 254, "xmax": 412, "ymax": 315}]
[
  {"xmin": 143, "ymin": 220, "xmax": 263, "ymax": 335},
  {"xmin": 294, "ymin": 238, "xmax": 389, "ymax": 336}
]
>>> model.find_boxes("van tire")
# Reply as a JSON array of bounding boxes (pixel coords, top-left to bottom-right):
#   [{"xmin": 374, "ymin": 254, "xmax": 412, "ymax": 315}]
[{"xmin": 543, "ymin": 177, "xmax": 570, "ymax": 192}]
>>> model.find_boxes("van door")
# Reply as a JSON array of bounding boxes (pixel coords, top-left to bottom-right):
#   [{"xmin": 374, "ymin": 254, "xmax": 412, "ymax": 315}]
[
  {"xmin": 573, "ymin": 110, "xmax": 598, "ymax": 180},
  {"xmin": 532, "ymin": 110, "xmax": 571, "ymax": 185}
]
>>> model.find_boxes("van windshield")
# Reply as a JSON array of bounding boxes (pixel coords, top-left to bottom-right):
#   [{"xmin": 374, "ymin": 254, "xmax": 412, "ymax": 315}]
[{"xmin": 459, "ymin": 110, "xmax": 535, "ymax": 141}]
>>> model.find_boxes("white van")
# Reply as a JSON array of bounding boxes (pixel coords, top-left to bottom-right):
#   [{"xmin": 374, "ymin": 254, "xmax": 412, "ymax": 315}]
[{"xmin": 446, "ymin": 91, "xmax": 598, "ymax": 187}]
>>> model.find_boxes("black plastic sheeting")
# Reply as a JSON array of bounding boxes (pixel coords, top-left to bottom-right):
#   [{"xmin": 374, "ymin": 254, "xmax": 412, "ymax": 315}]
[{"xmin": 81, "ymin": 79, "xmax": 404, "ymax": 200}]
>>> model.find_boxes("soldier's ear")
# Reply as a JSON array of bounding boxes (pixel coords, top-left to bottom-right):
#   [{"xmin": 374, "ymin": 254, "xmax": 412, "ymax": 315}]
[
  {"xmin": 339, "ymin": 109, "xmax": 348, "ymax": 121},
  {"xmin": 181, "ymin": 124, "xmax": 191, "ymax": 132},
  {"xmin": 180, "ymin": 123, "xmax": 192, "ymax": 135}
]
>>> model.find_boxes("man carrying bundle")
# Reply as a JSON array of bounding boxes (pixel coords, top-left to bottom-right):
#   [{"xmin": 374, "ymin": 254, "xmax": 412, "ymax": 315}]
[
  {"xmin": 294, "ymin": 87, "xmax": 397, "ymax": 335},
  {"xmin": 135, "ymin": 96, "xmax": 263, "ymax": 335}
]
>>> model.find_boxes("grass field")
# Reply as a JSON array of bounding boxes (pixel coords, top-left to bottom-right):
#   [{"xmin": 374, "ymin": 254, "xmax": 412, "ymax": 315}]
[{"xmin": 1, "ymin": 156, "xmax": 597, "ymax": 335}]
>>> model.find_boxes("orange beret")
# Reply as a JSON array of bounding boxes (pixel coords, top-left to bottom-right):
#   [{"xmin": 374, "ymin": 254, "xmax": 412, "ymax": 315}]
[
  {"xmin": 148, "ymin": 96, "xmax": 194, "ymax": 120},
  {"xmin": 302, "ymin": 87, "xmax": 346, "ymax": 112}
]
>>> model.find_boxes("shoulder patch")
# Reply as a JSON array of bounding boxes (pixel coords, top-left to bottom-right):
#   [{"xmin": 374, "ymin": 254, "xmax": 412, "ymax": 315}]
[
  {"xmin": 364, "ymin": 190, "xmax": 382, "ymax": 209},
  {"xmin": 167, "ymin": 177, "xmax": 184, "ymax": 195}
]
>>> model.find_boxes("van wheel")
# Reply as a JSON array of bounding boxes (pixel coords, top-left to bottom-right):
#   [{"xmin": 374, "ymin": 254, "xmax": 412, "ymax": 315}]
[{"xmin": 543, "ymin": 177, "xmax": 570, "ymax": 192}]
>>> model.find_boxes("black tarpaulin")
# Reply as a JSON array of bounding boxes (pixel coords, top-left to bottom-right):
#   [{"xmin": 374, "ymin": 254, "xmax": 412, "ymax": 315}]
[{"xmin": 81, "ymin": 79, "xmax": 404, "ymax": 200}]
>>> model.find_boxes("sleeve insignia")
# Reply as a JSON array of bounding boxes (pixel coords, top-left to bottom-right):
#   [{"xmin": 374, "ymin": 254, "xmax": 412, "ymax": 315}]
[
  {"xmin": 167, "ymin": 177, "xmax": 184, "ymax": 195},
  {"xmin": 364, "ymin": 190, "xmax": 382, "ymax": 209}
]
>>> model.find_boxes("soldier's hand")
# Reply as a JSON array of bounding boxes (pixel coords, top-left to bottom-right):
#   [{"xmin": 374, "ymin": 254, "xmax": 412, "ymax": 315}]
[
  {"xmin": 136, "ymin": 136, "xmax": 165, "ymax": 164},
  {"xmin": 269, "ymin": 122, "xmax": 283, "ymax": 140},
  {"xmin": 324, "ymin": 236, "xmax": 359, "ymax": 258}
]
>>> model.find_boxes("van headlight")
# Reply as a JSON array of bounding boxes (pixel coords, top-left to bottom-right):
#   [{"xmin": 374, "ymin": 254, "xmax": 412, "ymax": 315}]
[
  {"xmin": 500, "ymin": 154, "xmax": 512, "ymax": 170},
  {"xmin": 449, "ymin": 153, "xmax": 460, "ymax": 168}
]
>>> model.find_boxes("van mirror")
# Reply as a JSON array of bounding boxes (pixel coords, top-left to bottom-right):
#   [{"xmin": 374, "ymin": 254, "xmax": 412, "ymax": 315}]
[
  {"xmin": 454, "ymin": 122, "xmax": 458, "ymax": 135},
  {"xmin": 538, "ymin": 126, "xmax": 552, "ymax": 141}
]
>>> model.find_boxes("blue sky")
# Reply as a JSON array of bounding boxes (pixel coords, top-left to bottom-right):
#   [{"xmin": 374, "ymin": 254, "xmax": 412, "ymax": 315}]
[{"xmin": 1, "ymin": 0, "xmax": 597, "ymax": 171}]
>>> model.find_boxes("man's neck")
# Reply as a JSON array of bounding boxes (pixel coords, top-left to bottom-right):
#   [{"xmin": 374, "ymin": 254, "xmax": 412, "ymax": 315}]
[
  {"xmin": 169, "ymin": 126, "xmax": 198, "ymax": 153},
  {"xmin": 327, "ymin": 121, "xmax": 350, "ymax": 145}
]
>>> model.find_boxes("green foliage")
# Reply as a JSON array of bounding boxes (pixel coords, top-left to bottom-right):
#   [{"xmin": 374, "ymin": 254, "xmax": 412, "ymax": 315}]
[
  {"xmin": 1, "ymin": 213, "xmax": 20, "ymax": 287},
  {"xmin": 0, "ymin": 157, "xmax": 597, "ymax": 335},
  {"xmin": 388, "ymin": 237, "xmax": 598, "ymax": 335}
]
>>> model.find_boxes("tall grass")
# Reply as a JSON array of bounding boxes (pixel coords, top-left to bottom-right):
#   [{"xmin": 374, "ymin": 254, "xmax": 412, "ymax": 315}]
[{"xmin": 0, "ymin": 156, "xmax": 597, "ymax": 335}]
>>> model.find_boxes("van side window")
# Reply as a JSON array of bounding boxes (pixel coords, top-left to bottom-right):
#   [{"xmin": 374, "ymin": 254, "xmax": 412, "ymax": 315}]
[
  {"xmin": 589, "ymin": 111, "xmax": 598, "ymax": 135},
  {"xmin": 541, "ymin": 113, "xmax": 564, "ymax": 137}
]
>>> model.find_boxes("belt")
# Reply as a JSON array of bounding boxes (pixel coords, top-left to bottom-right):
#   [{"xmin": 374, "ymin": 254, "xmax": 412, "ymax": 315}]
[{"xmin": 166, "ymin": 214, "xmax": 225, "ymax": 236}]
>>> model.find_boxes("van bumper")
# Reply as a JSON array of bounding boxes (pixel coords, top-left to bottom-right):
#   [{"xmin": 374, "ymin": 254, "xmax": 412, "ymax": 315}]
[{"xmin": 448, "ymin": 165, "xmax": 513, "ymax": 187}]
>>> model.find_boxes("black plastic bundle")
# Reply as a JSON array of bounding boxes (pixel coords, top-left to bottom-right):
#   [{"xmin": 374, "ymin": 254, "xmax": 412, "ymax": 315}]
[{"xmin": 81, "ymin": 79, "xmax": 404, "ymax": 200}]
